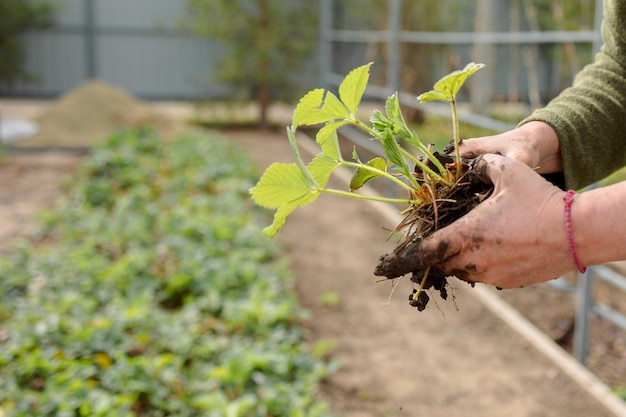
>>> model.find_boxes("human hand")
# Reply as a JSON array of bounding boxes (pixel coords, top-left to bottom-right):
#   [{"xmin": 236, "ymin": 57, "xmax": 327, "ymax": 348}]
[
  {"xmin": 414, "ymin": 153, "xmax": 575, "ymax": 288},
  {"xmin": 459, "ymin": 121, "xmax": 563, "ymax": 174}
]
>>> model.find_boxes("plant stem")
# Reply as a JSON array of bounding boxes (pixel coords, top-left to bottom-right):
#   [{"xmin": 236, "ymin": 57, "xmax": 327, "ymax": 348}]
[
  {"xmin": 399, "ymin": 148, "xmax": 451, "ymax": 187},
  {"xmin": 319, "ymin": 187, "xmax": 420, "ymax": 205},
  {"xmin": 395, "ymin": 103, "xmax": 447, "ymax": 176},
  {"xmin": 353, "ymin": 119, "xmax": 448, "ymax": 188},
  {"xmin": 412, "ymin": 266, "xmax": 431, "ymax": 299},
  {"xmin": 354, "ymin": 119, "xmax": 383, "ymax": 140},
  {"xmin": 407, "ymin": 130, "xmax": 447, "ymax": 175},
  {"xmin": 341, "ymin": 161, "xmax": 415, "ymax": 193},
  {"xmin": 287, "ymin": 126, "xmax": 318, "ymax": 187},
  {"xmin": 450, "ymin": 98, "xmax": 462, "ymax": 179},
  {"xmin": 351, "ymin": 120, "xmax": 423, "ymax": 190}
]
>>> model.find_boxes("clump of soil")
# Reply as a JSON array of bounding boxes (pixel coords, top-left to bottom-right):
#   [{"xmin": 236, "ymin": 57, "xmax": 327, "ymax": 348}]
[
  {"xmin": 20, "ymin": 80, "xmax": 169, "ymax": 147},
  {"xmin": 374, "ymin": 155, "xmax": 494, "ymax": 310}
]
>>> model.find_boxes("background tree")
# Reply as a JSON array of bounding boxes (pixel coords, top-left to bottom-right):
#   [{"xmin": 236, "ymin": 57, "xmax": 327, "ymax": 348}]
[
  {"xmin": 0, "ymin": 0, "xmax": 54, "ymax": 88},
  {"xmin": 185, "ymin": 0, "xmax": 318, "ymax": 129}
]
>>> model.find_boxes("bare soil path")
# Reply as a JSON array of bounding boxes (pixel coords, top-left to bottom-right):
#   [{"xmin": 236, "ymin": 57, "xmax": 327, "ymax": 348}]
[
  {"xmin": 0, "ymin": 151, "xmax": 83, "ymax": 253},
  {"xmin": 228, "ymin": 129, "xmax": 616, "ymax": 417}
]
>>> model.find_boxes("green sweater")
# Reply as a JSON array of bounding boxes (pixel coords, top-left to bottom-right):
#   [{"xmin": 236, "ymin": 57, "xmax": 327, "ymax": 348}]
[{"xmin": 519, "ymin": 0, "xmax": 626, "ymax": 190}]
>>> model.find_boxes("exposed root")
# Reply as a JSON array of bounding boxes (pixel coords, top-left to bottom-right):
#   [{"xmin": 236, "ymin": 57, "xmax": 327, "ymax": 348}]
[{"xmin": 374, "ymin": 160, "xmax": 494, "ymax": 311}]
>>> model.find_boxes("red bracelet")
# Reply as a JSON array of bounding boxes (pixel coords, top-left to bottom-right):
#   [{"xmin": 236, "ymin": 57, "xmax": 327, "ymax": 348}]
[{"xmin": 563, "ymin": 190, "xmax": 587, "ymax": 273}]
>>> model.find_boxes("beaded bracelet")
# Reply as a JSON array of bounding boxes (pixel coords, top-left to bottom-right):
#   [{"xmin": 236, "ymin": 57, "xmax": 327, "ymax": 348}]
[{"xmin": 563, "ymin": 190, "xmax": 587, "ymax": 273}]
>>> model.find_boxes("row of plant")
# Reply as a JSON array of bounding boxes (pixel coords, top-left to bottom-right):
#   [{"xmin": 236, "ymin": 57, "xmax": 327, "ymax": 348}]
[{"xmin": 0, "ymin": 129, "xmax": 338, "ymax": 416}]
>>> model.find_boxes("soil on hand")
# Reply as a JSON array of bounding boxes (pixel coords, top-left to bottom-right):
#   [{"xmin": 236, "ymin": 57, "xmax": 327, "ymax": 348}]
[{"xmin": 374, "ymin": 157, "xmax": 494, "ymax": 311}]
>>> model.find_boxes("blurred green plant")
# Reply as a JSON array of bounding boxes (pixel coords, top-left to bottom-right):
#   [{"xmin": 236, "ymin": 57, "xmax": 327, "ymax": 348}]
[
  {"xmin": 0, "ymin": 0, "xmax": 54, "ymax": 87},
  {"xmin": 184, "ymin": 0, "xmax": 318, "ymax": 129},
  {"xmin": 319, "ymin": 291, "xmax": 341, "ymax": 308},
  {"xmin": 0, "ymin": 129, "xmax": 339, "ymax": 416}
]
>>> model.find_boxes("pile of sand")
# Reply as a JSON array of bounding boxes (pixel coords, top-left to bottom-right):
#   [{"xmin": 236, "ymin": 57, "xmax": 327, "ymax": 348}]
[{"xmin": 21, "ymin": 80, "xmax": 169, "ymax": 147}]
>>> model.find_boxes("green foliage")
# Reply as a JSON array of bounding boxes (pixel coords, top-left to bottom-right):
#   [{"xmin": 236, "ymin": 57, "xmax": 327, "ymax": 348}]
[
  {"xmin": 0, "ymin": 129, "xmax": 338, "ymax": 416},
  {"xmin": 250, "ymin": 62, "xmax": 485, "ymax": 237},
  {"xmin": 0, "ymin": 0, "xmax": 54, "ymax": 87},
  {"xmin": 184, "ymin": 0, "xmax": 318, "ymax": 127},
  {"xmin": 417, "ymin": 62, "xmax": 486, "ymax": 104},
  {"xmin": 418, "ymin": 62, "xmax": 485, "ymax": 175},
  {"xmin": 350, "ymin": 157, "xmax": 387, "ymax": 192},
  {"xmin": 318, "ymin": 292, "xmax": 341, "ymax": 309}
]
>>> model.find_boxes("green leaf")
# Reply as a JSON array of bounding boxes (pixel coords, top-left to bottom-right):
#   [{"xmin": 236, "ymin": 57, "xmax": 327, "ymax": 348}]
[
  {"xmin": 383, "ymin": 93, "xmax": 413, "ymax": 139},
  {"xmin": 369, "ymin": 109, "xmax": 390, "ymax": 134},
  {"xmin": 418, "ymin": 62, "xmax": 485, "ymax": 103},
  {"xmin": 417, "ymin": 90, "xmax": 449, "ymax": 103},
  {"xmin": 251, "ymin": 155, "xmax": 339, "ymax": 238},
  {"xmin": 350, "ymin": 157, "xmax": 387, "ymax": 191},
  {"xmin": 338, "ymin": 62, "xmax": 372, "ymax": 115},
  {"xmin": 385, "ymin": 93, "xmax": 401, "ymax": 121},
  {"xmin": 292, "ymin": 89, "xmax": 325, "ymax": 128},
  {"xmin": 249, "ymin": 162, "xmax": 313, "ymax": 210},
  {"xmin": 307, "ymin": 154, "xmax": 340, "ymax": 188},
  {"xmin": 380, "ymin": 129, "xmax": 409, "ymax": 175},
  {"xmin": 316, "ymin": 122, "xmax": 347, "ymax": 161},
  {"xmin": 434, "ymin": 62, "xmax": 485, "ymax": 99},
  {"xmin": 292, "ymin": 89, "xmax": 348, "ymax": 128},
  {"xmin": 263, "ymin": 192, "xmax": 319, "ymax": 238},
  {"xmin": 323, "ymin": 91, "xmax": 351, "ymax": 120}
]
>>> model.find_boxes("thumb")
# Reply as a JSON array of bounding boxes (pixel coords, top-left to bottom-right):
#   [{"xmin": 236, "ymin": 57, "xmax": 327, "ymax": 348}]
[
  {"xmin": 417, "ymin": 156, "xmax": 516, "ymax": 266},
  {"xmin": 472, "ymin": 153, "xmax": 527, "ymax": 193},
  {"xmin": 373, "ymin": 230, "xmax": 463, "ymax": 279},
  {"xmin": 457, "ymin": 137, "xmax": 489, "ymax": 159},
  {"xmin": 416, "ymin": 218, "xmax": 465, "ymax": 265}
]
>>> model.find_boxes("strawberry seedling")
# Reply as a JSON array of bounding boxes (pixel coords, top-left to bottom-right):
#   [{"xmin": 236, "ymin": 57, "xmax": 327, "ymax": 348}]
[{"xmin": 251, "ymin": 62, "xmax": 493, "ymax": 310}]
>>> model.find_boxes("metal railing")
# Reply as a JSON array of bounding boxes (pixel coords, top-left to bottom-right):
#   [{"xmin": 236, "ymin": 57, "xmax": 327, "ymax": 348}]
[{"xmin": 319, "ymin": 0, "xmax": 626, "ymax": 368}]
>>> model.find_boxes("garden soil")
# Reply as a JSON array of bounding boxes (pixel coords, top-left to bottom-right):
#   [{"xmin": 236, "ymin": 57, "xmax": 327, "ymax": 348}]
[{"xmin": 0, "ymin": 92, "xmax": 623, "ymax": 416}]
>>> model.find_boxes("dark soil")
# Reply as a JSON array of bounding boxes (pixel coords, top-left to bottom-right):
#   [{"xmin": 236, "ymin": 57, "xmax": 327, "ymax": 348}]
[{"xmin": 374, "ymin": 156, "xmax": 493, "ymax": 311}]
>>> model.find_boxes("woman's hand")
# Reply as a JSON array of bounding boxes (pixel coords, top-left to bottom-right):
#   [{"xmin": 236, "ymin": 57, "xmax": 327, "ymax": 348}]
[
  {"xmin": 459, "ymin": 121, "xmax": 563, "ymax": 174},
  {"xmin": 416, "ymin": 153, "xmax": 575, "ymax": 288}
]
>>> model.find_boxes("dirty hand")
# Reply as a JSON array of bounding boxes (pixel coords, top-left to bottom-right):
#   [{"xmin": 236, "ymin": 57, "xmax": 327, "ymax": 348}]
[
  {"xmin": 459, "ymin": 121, "xmax": 563, "ymax": 174},
  {"xmin": 417, "ymin": 153, "xmax": 575, "ymax": 289}
]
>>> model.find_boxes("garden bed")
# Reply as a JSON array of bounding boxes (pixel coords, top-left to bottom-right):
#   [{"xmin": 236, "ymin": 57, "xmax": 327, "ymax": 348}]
[{"xmin": 0, "ymin": 130, "xmax": 336, "ymax": 416}]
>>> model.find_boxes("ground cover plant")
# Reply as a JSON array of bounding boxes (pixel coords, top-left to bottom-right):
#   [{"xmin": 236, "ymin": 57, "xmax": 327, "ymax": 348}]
[
  {"xmin": 0, "ymin": 129, "xmax": 337, "ymax": 416},
  {"xmin": 251, "ymin": 62, "xmax": 493, "ymax": 311}
]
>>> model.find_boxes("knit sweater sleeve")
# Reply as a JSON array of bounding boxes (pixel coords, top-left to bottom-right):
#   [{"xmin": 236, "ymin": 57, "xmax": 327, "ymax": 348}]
[{"xmin": 518, "ymin": 0, "xmax": 626, "ymax": 190}]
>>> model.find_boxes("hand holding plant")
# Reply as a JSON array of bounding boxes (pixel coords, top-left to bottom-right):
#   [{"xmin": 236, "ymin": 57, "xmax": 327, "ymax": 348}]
[{"xmin": 251, "ymin": 62, "xmax": 492, "ymax": 311}]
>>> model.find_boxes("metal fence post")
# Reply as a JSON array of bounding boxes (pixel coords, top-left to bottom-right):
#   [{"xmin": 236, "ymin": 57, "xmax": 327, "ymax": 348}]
[
  {"xmin": 84, "ymin": 0, "xmax": 97, "ymax": 79},
  {"xmin": 573, "ymin": 269, "xmax": 593, "ymax": 365},
  {"xmin": 593, "ymin": 0, "xmax": 604, "ymax": 55},
  {"xmin": 387, "ymin": 0, "xmax": 401, "ymax": 94},
  {"xmin": 320, "ymin": 0, "xmax": 332, "ymax": 90}
]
